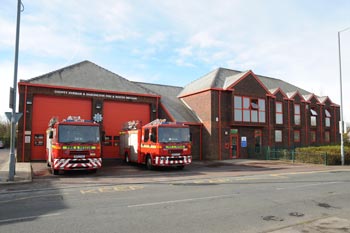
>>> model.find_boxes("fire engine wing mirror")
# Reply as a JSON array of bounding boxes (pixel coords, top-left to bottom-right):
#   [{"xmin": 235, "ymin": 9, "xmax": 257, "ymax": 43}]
[{"xmin": 49, "ymin": 131, "xmax": 53, "ymax": 139}]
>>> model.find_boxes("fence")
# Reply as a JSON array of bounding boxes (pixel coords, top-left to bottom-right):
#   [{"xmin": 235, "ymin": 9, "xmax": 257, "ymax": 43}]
[{"xmin": 248, "ymin": 146, "xmax": 329, "ymax": 165}]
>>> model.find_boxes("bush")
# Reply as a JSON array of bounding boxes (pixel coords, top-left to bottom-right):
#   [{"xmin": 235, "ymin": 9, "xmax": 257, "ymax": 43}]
[{"xmin": 295, "ymin": 146, "xmax": 350, "ymax": 165}]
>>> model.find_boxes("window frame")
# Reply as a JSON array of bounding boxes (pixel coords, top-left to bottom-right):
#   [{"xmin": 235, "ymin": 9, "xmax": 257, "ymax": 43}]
[
  {"xmin": 294, "ymin": 104, "xmax": 301, "ymax": 125},
  {"xmin": 310, "ymin": 108, "xmax": 317, "ymax": 127},
  {"xmin": 276, "ymin": 101, "xmax": 283, "ymax": 124},
  {"xmin": 325, "ymin": 109, "xmax": 331, "ymax": 128},
  {"xmin": 234, "ymin": 96, "xmax": 266, "ymax": 123},
  {"xmin": 275, "ymin": 130, "xmax": 282, "ymax": 142},
  {"xmin": 294, "ymin": 130, "xmax": 300, "ymax": 143}
]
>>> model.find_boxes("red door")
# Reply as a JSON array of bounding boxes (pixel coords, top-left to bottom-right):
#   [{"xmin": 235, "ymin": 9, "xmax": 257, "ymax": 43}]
[
  {"xmin": 31, "ymin": 95, "xmax": 92, "ymax": 160},
  {"xmin": 102, "ymin": 101, "xmax": 150, "ymax": 159}
]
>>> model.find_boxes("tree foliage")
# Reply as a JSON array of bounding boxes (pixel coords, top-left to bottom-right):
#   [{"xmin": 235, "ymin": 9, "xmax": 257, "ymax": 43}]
[{"xmin": 0, "ymin": 116, "xmax": 11, "ymax": 147}]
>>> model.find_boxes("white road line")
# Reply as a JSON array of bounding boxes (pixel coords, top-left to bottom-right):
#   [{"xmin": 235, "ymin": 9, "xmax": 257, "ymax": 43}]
[
  {"xmin": 276, "ymin": 181, "xmax": 343, "ymax": 190},
  {"xmin": 0, "ymin": 213, "xmax": 61, "ymax": 224},
  {"xmin": 0, "ymin": 193, "xmax": 68, "ymax": 204},
  {"xmin": 128, "ymin": 194, "xmax": 238, "ymax": 208}
]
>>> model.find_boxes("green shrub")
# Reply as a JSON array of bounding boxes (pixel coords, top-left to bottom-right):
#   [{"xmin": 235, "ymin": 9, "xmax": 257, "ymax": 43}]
[{"xmin": 295, "ymin": 146, "xmax": 350, "ymax": 165}]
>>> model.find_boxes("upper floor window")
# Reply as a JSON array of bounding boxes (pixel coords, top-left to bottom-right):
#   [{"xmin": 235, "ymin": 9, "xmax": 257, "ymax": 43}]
[
  {"xmin": 325, "ymin": 109, "xmax": 331, "ymax": 127},
  {"xmin": 276, "ymin": 102, "xmax": 283, "ymax": 124},
  {"xmin": 310, "ymin": 108, "xmax": 317, "ymax": 126},
  {"xmin": 234, "ymin": 96, "xmax": 265, "ymax": 123},
  {"xmin": 294, "ymin": 104, "xmax": 301, "ymax": 125}
]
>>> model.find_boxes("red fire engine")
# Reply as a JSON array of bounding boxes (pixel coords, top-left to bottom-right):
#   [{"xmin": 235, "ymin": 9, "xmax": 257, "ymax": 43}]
[
  {"xmin": 46, "ymin": 116, "xmax": 102, "ymax": 175},
  {"xmin": 120, "ymin": 119, "xmax": 192, "ymax": 169}
]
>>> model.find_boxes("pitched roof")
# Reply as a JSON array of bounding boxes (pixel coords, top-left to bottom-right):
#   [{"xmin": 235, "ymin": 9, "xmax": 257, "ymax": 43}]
[
  {"xmin": 23, "ymin": 60, "xmax": 153, "ymax": 95},
  {"xmin": 179, "ymin": 67, "xmax": 312, "ymax": 97},
  {"xmin": 135, "ymin": 82, "xmax": 200, "ymax": 123}
]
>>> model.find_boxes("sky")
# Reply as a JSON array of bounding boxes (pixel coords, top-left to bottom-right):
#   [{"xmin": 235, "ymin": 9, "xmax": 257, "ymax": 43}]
[{"xmin": 1, "ymin": 0, "xmax": 350, "ymax": 123}]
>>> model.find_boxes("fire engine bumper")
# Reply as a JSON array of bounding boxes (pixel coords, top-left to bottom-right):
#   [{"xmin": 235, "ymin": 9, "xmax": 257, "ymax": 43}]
[
  {"xmin": 154, "ymin": 155, "xmax": 192, "ymax": 166},
  {"xmin": 53, "ymin": 158, "xmax": 102, "ymax": 170}
]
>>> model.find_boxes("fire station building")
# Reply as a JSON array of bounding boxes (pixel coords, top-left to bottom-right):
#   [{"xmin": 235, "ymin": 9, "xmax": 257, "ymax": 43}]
[{"xmin": 17, "ymin": 61, "xmax": 340, "ymax": 162}]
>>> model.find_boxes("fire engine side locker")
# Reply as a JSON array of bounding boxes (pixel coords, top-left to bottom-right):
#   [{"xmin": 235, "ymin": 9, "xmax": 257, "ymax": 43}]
[{"xmin": 120, "ymin": 129, "xmax": 141, "ymax": 163}]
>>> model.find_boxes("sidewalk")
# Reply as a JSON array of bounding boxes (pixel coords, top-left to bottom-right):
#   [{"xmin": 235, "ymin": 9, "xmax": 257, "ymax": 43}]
[{"xmin": 0, "ymin": 149, "xmax": 32, "ymax": 184}]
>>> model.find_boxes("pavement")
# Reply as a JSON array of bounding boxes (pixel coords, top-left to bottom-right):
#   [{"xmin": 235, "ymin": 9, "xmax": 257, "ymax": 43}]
[{"xmin": 0, "ymin": 148, "xmax": 32, "ymax": 184}]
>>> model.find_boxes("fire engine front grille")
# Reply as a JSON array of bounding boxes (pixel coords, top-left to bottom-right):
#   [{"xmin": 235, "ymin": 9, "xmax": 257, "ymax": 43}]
[
  {"xmin": 168, "ymin": 157, "xmax": 184, "ymax": 161},
  {"xmin": 69, "ymin": 159, "xmax": 89, "ymax": 164},
  {"xmin": 69, "ymin": 151, "xmax": 89, "ymax": 156},
  {"xmin": 169, "ymin": 149, "xmax": 183, "ymax": 154}
]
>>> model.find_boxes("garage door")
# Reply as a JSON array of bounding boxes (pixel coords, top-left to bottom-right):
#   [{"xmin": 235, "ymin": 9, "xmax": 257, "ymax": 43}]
[
  {"xmin": 31, "ymin": 95, "xmax": 92, "ymax": 160},
  {"xmin": 102, "ymin": 101, "xmax": 150, "ymax": 159}
]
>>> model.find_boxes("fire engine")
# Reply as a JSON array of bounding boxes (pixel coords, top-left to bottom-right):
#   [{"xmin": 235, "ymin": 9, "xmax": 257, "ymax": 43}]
[
  {"xmin": 46, "ymin": 116, "xmax": 102, "ymax": 175},
  {"xmin": 120, "ymin": 119, "xmax": 192, "ymax": 169}
]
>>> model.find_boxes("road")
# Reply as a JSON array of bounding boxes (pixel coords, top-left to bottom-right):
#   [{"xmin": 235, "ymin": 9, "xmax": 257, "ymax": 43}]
[{"xmin": 1, "ymin": 165, "xmax": 350, "ymax": 233}]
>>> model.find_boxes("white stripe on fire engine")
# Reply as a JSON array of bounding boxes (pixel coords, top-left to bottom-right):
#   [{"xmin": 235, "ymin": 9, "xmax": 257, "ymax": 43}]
[{"xmin": 60, "ymin": 159, "xmax": 70, "ymax": 168}]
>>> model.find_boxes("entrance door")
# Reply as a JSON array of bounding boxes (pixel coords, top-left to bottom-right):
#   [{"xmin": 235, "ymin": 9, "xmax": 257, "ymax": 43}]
[{"xmin": 230, "ymin": 135, "xmax": 239, "ymax": 159}]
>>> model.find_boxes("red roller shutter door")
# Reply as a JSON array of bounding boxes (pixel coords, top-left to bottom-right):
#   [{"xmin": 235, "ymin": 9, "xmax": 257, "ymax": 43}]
[
  {"xmin": 102, "ymin": 101, "xmax": 150, "ymax": 159},
  {"xmin": 31, "ymin": 95, "xmax": 92, "ymax": 160}
]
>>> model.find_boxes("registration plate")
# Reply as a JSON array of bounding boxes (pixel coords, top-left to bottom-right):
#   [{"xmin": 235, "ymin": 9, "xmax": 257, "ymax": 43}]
[
  {"xmin": 74, "ymin": 155, "xmax": 86, "ymax": 159},
  {"xmin": 172, "ymin": 153, "xmax": 181, "ymax": 156}
]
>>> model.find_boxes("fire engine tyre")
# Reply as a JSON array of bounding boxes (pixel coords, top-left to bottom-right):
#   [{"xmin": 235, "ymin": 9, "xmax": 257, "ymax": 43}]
[
  {"xmin": 51, "ymin": 167, "xmax": 59, "ymax": 175},
  {"xmin": 146, "ymin": 156, "xmax": 153, "ymax": 170}
]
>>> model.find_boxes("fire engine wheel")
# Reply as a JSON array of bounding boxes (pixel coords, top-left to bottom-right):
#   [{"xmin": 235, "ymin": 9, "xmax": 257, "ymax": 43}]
[
  {"xmin": 51, "ymin": 166, "xmax": 59, "ymax": 175},
  {"xmin": 146, "ymin": 156, "xmax": 153, "ymax": 170}
]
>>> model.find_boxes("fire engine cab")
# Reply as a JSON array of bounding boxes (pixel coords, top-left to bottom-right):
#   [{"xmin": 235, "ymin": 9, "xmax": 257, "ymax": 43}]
[
  {"xmin": 120, "ymin": 119, "xmax": 192, "ymax": 169},
  {"xmin": 46, "ymin": 116, "xmax": 102, "ymax": 175}
]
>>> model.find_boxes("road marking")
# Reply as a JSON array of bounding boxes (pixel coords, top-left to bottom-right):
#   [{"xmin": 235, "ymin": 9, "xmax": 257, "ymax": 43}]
[
  {"xmin": 0, "ymin": 213, "xmax": 61, "ymax": 224},
  {"xmin": 276, "ymin": 181, "xmax": 343, "ymax": 190},
  {"xmin": 0, "ymin": 193, "xmax": 68, "ymax": 204},
  {"xmin": 80, "ymin": 185, "xmax": 144, "ymax": 194},
  {"xmin": 193, "ymin": 178, "xmax": 231, "ymax": 184},
  {"xmin": 128, "ymin": 194, "xmax": 238, "ymax": 208}
]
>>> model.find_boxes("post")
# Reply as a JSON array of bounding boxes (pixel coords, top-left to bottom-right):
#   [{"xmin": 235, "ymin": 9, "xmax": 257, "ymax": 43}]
[
  {"xmin": 8, "ymin": 0, "xmax": 22, "ymax": 181},
  {"xmin": 338, "ymin": 27, "xmax": 349, "ymax": 166}
]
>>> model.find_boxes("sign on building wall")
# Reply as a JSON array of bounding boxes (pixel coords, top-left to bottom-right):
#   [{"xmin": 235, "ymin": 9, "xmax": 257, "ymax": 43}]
[{"xmin": 241, "ymin": 136, "xmax": 247, "ymax": 147}]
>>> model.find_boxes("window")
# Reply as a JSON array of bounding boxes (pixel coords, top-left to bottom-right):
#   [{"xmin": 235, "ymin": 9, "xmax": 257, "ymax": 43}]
[
  {"xmin": 325, "ymin": 109, "xmax": 331, "ymax": 127},
  {"xmin": 234, "ymin": 96, "xmax": 242, "ymax": 122},
  {"xmin": 294, "ymin": 104, "xmax": 301, "ymax": 125},
  {"xmin": 310, "ymin": 108, "xmax": 317, "ymax": 126},
  {"xmin": 311, "ymin": 130, "xmax": 316, "ymax": 142},
  {"xmin": 143, "ymin": 128, "xmax": 149, "ymax": 142},
  {"xmin": 275, "ymin": 130, "xmax": 282, "ymax": 142},
  {"xmin": 151, "ymin": 127, "xmax": 157, "ymax": 142},
  {"xmin": 276, "ymin": 102, "xmax": 283, "ymax": 124},
  {"xmin": 294, "ymin": 130, "xmax": 300, "ymax": 142},
  {"xmin": 325, "ymin": 131, "xmax": 330, "ymax": 142},
  {"xmin": 234, "ymin": 96, "xmax": 265, "ymax": 123}
]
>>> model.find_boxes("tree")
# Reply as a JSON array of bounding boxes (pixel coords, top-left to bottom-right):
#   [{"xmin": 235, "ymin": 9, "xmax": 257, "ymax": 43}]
[{"xmin": 0, "ymin": 116, "xmax": 11, "ymax": 147}]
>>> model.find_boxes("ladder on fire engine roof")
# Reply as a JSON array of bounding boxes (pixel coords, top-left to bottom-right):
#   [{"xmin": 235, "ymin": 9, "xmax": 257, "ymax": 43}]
[
  {"xmin": 145, "ymin": 119, "xmax": 167, "ymax": 126},
  {"xmin": 123, "ymin": 120, "xmax": 141, "ymax": 130}
]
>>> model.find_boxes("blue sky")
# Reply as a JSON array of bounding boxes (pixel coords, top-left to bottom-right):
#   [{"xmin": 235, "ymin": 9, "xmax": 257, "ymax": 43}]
[{"xmin": 1, "ymin": 0, "xmax": 350, "ymax": 122}]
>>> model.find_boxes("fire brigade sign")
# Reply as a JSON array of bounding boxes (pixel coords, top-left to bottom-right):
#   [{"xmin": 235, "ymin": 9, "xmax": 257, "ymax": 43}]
[
  {"xmin": 54, "ymin": 89, "xmax": 138, "ymax": 101},
  {"xmin": 241, "ymin": 137, "xmax": 247, "ymax": 148}
]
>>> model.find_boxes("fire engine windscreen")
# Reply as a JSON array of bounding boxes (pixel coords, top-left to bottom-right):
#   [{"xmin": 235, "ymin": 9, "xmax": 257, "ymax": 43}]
[
  {"xmin": 58, "ymin": 125, "xmax": 100, "ymax": 143},
  {"xmin": 158, "ymin": 127, "xmax": 190, "ymax": 143}
]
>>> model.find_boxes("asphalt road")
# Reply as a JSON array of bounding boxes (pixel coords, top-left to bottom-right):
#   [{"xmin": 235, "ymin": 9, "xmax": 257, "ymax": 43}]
[{"xmin": 1, "ymin": 167, "xmax": 350, "ymax": 233}]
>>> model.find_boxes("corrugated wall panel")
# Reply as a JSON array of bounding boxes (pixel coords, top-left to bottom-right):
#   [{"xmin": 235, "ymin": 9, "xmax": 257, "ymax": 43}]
[
  {"xmin": 102, "ymin": 101, "xmax": 150, "ymax": 159},
  {"xmin": 31, "ymin": 95, "xmax": 92, "ymax": 160}
]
